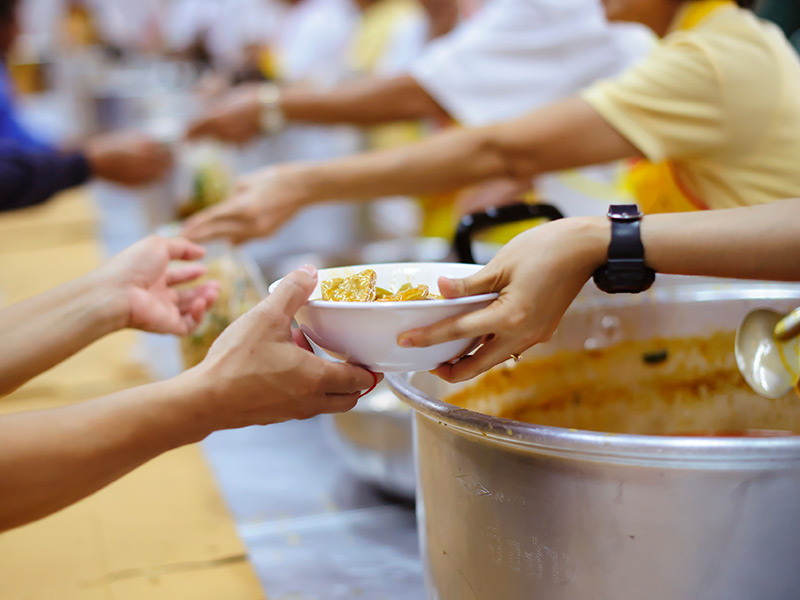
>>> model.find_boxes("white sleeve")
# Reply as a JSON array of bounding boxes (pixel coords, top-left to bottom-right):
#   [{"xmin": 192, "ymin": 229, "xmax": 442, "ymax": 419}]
[
  {"xmin": 374, "ymin": 14, "xmax": 430, "ymax": 76},
  {"xmin": 410, "ymin": 0, "xmax": 653, "ymax": 126}
]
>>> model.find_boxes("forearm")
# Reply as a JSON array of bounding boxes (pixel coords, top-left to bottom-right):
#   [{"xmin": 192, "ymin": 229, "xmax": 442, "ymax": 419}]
[
  {"xmin": 294, "ymin": 122, "xmax": 510, "ymax": 203},
  {"xmin": 281, "ymin": 75, "xmax": 447, "ymax": 125},
  {"xmin": 576, "ymin": 200, "xmax": 800, "ymax": 282},
  {"xmin": 0, "ymin": 273, "xmax": 127, "ymax": 394},
  {"xmin": 292, "ymin": 96, "xmax": 636, "ymax": 206},
  {"xmin": 0, "ymin": 375, "xmax": 208, "ymax": 531},
  {"xmin": 640, "ymin": 201, "xmax": 800, "ymax": 281}
]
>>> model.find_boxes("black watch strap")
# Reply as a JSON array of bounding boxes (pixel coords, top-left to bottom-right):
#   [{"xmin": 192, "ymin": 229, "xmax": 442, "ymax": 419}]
[{"xmin": 593, "ymin": 204, "xmax": 655, "ymax": 294}]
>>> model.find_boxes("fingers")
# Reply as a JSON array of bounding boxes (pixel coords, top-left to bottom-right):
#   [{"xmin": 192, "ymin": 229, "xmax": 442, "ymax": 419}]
[
  {"xmin": 177, "ymin": 282, "xmax": 220, "ymax": 312},
  {"xmin": 166, "ymin": 264, "xmax": 207, "ymax": 286},
  {"xmin": 314, "ymin": 393, "xmax": 360, "ymax": 415},
  {"xmin": 184, "ymin": 219, "xmax": 250, "ymax": 244},
  {"xmin": 186, "ymin": 117, "xmax": 212, "ymax": 140},
  {"xmin": 186, "ymin": 297, "xmax": 208, "ymax": 328},
  {"xmin": 262, "ymin": 265, "xmax": 318, "ymax": 320},
  {"xmin": 398, "ymin": 302, "xmax": 503, "ymax": 348},
  {"xmin": 292, "ymin": 328, "xmax": 314, "ymax": 351},
  {"xmin": 438, "ymin": 266, "xmax": 501, "ymax": 299},
  {"xmin": 433, "ymin": 337, "xmax": 516, "ymax": 383},
  {"xmin": 320, "ymin": 361, "xmax": 380, "ymax": 395},
  {"xmin": 165, "ymin": 236, "xmax": 207, "ymax": 261},
  {"xmin": 358, "ymin": 371, "xmax": 381, "ymax": 398},
  {"xmin": 147, "ymin": 142, "xmax": 174, "ymax": 167},
  {"xmin": 181, "ymin": 202, "xmax": 248, "ymax": 242}
]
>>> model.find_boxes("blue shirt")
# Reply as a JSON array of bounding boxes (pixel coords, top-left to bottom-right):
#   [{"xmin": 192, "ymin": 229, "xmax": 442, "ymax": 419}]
[
  {"xmin": 0, "ymin": 64, "xmax": 53, "ymax": 152},
  {"xmin": 0, "ymin": 65, "xmax": 92, "ymax": 211},
  {"xmin": 0, "ymin": 143, "xmax": 91, "ymax": 212}
]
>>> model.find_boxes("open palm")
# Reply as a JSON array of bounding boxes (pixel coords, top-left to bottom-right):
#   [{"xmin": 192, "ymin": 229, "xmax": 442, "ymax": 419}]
[{"xmin": 99, "ymin": 236, "xmax": 220, "ymax": 335}]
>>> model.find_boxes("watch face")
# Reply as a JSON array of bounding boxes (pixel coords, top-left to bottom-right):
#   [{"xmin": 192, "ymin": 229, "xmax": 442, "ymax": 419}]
[{"xmin": 607, "ymin": 204, "xmax": 643, "ymax": 221}]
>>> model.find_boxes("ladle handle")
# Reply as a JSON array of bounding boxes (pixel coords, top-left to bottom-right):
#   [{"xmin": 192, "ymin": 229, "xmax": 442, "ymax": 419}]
[
  {"xmin": 774, "ymin": 307, "xmax": 800, "ymax": 341},
  {"xmin": 453, "ymin": 202, "xmax": 565, "ymax": 264}
]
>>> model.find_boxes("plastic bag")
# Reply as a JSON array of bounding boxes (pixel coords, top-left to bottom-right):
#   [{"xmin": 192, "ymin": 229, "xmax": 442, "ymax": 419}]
[
  {"xmin": 180, "ymin": 241, "xmax": 267, "ymax": 368},
  {"xmin": 174, "ymin": 141, "xmax": 236, "ymax": 220}
]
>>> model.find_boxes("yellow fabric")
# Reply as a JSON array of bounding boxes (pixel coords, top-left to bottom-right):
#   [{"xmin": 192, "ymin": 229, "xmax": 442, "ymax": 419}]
[
  {"xmin": 583, "ymin": 0, "xmax": 800, "ymax": 211},
  {"xmin": 622, "ymin": 160, "xmax": 706, "ymax": 214},
  {"xmin": 421, "ymin": 189, "xmax": 459, "ymax": 238},
  {"xmin": 258, "ymin": 47, "xmax": 280, "ymax": 81},
  {"xmin": 349, "ymin": 0, "xmax": 422, "ymax": 73},
  {"xmin": 349, "ymin": 0, "xmax": 455, "ymax": 236},
  {"xmin": 350, "ymin": 0, "xmax": 427, "ymax": 150}
]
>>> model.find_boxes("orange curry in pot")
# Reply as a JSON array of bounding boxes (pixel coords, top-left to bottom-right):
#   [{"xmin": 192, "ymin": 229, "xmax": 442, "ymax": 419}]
[{"xmin": 444, "ymin": 331, "xmax": 800, "ymax": 437}]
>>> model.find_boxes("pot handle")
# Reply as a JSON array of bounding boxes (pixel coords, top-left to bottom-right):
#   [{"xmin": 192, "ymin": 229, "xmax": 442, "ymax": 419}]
[{"xmin": 453, "ymin": 202, "xmax": 565, "ymax": 264}]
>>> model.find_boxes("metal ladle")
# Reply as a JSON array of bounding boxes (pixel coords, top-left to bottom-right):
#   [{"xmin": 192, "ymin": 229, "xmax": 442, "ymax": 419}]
[{"xmin": 735, "ymin": 307, "xmax": 800, "ymax": 399}]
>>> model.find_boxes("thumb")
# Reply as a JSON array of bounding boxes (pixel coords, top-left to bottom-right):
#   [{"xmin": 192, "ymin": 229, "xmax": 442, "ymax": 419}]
[
  {"xmin": 265, "ymin": 265, "xmax": 318, "ymax": 320},
  {"xmin": 438, "ymin": 267, "xmax": 499, "ymax": 299}
]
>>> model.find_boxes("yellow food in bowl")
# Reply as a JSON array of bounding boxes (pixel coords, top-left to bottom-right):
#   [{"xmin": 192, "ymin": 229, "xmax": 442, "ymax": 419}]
[{"xmin": 321, "ymin": 269, "xmax": 442, "ymax": 302}]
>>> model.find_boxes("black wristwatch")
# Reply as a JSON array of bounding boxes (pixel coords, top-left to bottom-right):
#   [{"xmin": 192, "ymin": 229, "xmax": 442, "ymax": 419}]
[{"xmin": 592, "ymin": 204, "xmax": 655, "ymax": 294}]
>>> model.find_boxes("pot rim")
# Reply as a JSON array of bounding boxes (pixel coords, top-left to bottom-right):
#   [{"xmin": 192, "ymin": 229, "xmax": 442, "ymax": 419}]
[
  {"xmin": 387, "ymin": 371, "xmax": 800, "ymax": 467},
  {"xmin": 386, "ymin": 281, "xmax": 800, "ymax": 468}
]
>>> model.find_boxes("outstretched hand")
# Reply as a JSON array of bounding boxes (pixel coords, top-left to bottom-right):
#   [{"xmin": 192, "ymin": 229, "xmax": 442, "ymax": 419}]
[
  {"xmin": 97, "ymin": 236, "xmax": 220, "ymax": 335},
  {"xmin": 185, "ymin": 84, "xmax": 262, "ymax": 144},
  {"xmin": 85, "ymin": 131, "xmax": 173, "ymax": 186},
  {"xmin": 182, "ymin": 166, "xmax": 306, "ymax": 244},
  {"xmin": 189, "ymin": 265, "xmax": 380, "ymax": 428}
]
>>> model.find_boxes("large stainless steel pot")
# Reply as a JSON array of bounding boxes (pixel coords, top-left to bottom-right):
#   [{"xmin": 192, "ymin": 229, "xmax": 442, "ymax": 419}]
[{"xmin": 388, "ymin": 282, "xmax": 800, "ymax": 600}]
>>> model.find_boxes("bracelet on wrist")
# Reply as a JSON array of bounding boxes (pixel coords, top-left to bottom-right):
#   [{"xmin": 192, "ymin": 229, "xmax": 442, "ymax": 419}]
[{"xmin": 257, "ymin": 83, "xmax": 286, "ymax": 136}]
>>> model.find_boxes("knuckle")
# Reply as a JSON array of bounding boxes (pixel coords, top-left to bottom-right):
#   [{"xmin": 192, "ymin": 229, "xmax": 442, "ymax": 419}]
[
  {"xmin": 241, "ymin": 204, "xmax": 260, "ymax": 220},
  {"xmin": 296, "ymin": 378, "xmax": 318, "ymax": 400},
  {"xmin": 504, "ymin": 309, "xmax": 527, "ymax": 330},
  {"xmin": 445, "ymin": 321, "xmax": 465, "ymax": 340},
  {"xmin": 258, "ymin": 305, "xmax": 287, "ymax": 329}
]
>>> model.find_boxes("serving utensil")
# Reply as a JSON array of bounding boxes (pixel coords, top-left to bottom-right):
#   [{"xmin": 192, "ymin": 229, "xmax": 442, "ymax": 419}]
[{"xmin": 735, "ymin": 307, "xmax": 800, "ymax": 398}]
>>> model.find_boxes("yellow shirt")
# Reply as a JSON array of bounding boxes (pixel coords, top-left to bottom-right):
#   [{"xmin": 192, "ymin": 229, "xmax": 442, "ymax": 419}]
[{"xmin": 583, "ymin": 3, "xmax": 800, "ymax": 209}]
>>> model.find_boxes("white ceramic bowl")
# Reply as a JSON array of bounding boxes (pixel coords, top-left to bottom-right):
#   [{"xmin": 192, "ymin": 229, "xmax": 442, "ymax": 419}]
[{"xmin": 269, "ymin": 263, "xmax": 497, "ymax": 372}]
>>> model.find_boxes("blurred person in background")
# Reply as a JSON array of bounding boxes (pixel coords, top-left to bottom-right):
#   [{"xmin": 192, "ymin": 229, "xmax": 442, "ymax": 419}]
[
  {"xmin": 0, "ymin": 236, "xmax": 377, "ymax": 532},
  {"xmin": 183, "ymin": 0, "xmax": 800, "ymax": 245},
  {"xmin": 186, "ymin": 0, "xmax": 652, "ymax": 237},
  {"xmin": 163, "ymin": 0, "xmax": 286, "ymax": 81},
  {"xmin": 0, "ymin": 0, "xmax": 172, "ymax": 212}
]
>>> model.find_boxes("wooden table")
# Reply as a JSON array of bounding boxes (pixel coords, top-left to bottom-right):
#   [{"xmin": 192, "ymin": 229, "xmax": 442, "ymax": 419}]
[{"xmin": 0, "ymin": 190, "xmax": 265, "ymax": 600}]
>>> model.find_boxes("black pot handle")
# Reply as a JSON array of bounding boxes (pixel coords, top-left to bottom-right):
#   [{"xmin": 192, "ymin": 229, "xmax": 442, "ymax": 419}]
[{"xmin": 453, "ymin": 202, "xmax": 565, "ymax": 264}]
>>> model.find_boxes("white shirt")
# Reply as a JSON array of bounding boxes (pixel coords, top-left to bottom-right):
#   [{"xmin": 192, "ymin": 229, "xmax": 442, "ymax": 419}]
[
  {"xmin": 410, "ymin": 0, "xmax": 653, "ymax": 126},
  {"xmin": 409, "ymin": 0, "xmax": 654, "ymax": 216},
  {"xmin": 163, "ymin": 0, "xmax": 286, "ymax": 68},
  {"xmin": 274, "ymin": 0, "xmax": 361, "ymax": 84}
]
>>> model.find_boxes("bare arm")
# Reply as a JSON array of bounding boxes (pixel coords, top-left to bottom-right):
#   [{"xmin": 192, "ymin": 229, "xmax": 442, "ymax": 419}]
[
  {"xmin": 281, "ymin": 75, "xmax": 448, "ymax": 124},
  {"xmin": 400, "ymin": 199, "xmax": 800, "ymax": 382},
  {"xmin": 298, "ymin": 96, "xmax": 639, "ymax": 201},
  {"xmin": 183, "ymin": 97, "xmax": 641, "ymax": 243},
  {"xmin": 0, "ymin": 377, "xmax": 203, "ymax": 529},
  {"xmin": 186, "ymin": 76, "xmax": 447, "ymax": 143},
  {"xmin": 0, "ymin": 267, "xmax": 377, "ymax": 532},
  {"xmin": 641, "ymin": 202, "xmax": 800, "ymax": 280},
  {"xmin": 0, "ymin": 237, "xmax": 218, "ymax": 395},
  {"xmin": 0, "ymin": 274, "xmax": 126, "ymax": 394}
]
